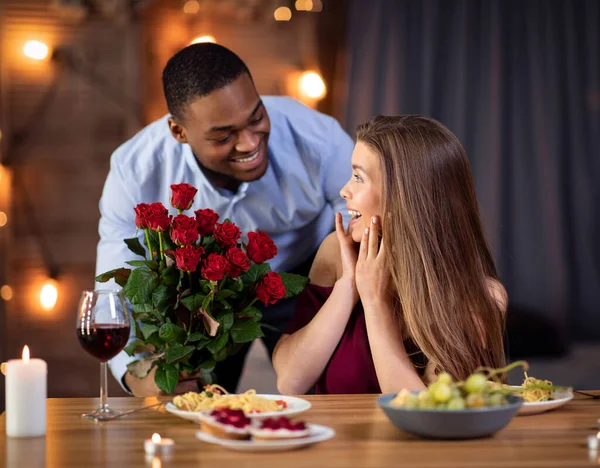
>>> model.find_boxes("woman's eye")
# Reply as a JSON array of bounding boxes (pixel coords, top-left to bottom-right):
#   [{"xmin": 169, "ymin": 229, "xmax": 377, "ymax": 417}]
[{"xmin": 353, "ymin": 173, "xmax": 363, "ymax": 182}]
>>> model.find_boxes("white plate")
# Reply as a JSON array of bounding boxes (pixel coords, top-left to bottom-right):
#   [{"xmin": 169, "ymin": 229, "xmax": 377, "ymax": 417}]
[
  {"xmin": 165, "ymin": 394, "xmax": 311, "ymax": 422},
  {"xmin": 509, "ymin": 387, "xmax": 574, "ymax": 415},
  {"xmin": 195, "ymin": 423, "xmax": 335, "ymax": 452}
]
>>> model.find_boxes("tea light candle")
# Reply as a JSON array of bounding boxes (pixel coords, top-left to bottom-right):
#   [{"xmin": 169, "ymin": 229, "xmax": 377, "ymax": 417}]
[
  {"xmin": 5, "ymin": 346, "xmax": 47, "ymax": 438},
  {"xmin": 144, "ymin": 433, "xmax": 174, "ymax": 456},
  {"xmin": 587, "ymin": 432, "xmax": 600, "ymax": 450}
]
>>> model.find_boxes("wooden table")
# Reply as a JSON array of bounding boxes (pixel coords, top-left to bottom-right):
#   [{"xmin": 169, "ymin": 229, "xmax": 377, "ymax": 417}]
[{"xmin": 1, "ymin": 393, "xmax": 600, "ymax": 468}]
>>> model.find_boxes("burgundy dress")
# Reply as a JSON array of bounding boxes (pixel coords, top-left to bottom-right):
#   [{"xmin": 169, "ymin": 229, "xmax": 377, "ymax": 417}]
[{"xmin": 284, "ymin": 284, "xmax": 428, "ymax": 394}]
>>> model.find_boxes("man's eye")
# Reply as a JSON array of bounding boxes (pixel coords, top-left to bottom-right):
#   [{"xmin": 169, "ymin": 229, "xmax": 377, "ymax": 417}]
[
  {"xmin": 214, "ymin": 134, "xmax": 232, "ymax": 143},
  {"xmin": 249, "ymin": 116, "xmax": 263, "ymax": 125}
]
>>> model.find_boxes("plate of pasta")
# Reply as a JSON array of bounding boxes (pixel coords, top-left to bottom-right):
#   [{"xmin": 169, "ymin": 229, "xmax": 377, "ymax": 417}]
[
  {"xmin": 508, "ymin": 374, "xmax": 573, "ymax": 415},
  {"xmin": 166, "ymin": 385, "xmax": 311, "ymax": 422}
]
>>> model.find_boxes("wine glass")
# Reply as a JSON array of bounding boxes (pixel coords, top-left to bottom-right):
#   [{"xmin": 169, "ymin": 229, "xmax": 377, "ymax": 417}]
[{"xmin": 76, "ymin": 289, "xmax": 131, "ymax": 420}]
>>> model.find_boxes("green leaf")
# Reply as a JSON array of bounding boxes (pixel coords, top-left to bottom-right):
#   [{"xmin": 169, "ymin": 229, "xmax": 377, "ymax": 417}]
[
  {"xmin": 187, "ymin": 332, "xmax": 206, "ymax": 342},
  {"xmin": 213, "ymin": 346, "xmax": 229, "ymax": 362},
  {"xmin": 241, "ymin": 263, "xmax": 271, "ymax": 286},
  {"xmin": 216, "ymin": 311, "xmax": 234, "ymax": 331},
  {"xmin": 124, "ymin": 340, "xmax": 156, "ymax": 356},
  {"xmin": 201, "ymin": 294, "xmax": 213, "ymax": 312},
  {"xmin": 95, "ymin": 268, "xmax": 131, "ymax": 287},
  {"xmin": 216, "ymin": 289, "xmax": 235, "ymax": 299},
  {"xmin": 231, "ymin": 278, "xmax": 244, "ymax": 292},
  {"xmin": 199, "ymin": 358, "xmax": 216, "ymax": 370},
  {"xmin": 159, "ymin": 323, "xmax": 184, "ymax": 343},
  {"xmin": 165, "ymin": 344, "xmax": 195, "ymax": 364},
  {"xmin": 126, "ymin": 260, "xmax": 159, "ymax": 270},
  {"xmin": 123, "ymin": 267, "xmax": 160, "ymax": 305},
  {"xmin": 161, "ymin": 266, "xmax": 179, "ymax": 287},
  {"xmin": 124, "ymin": 237, "xmax": 147, "ymax": 258},
  {"xmin": 132, "ymin": 303, "xmax": 153, "ymax": 314},
  {"xmin": 152, "ymin": 283, "xmax": 173, "ymax": 315},
  {"xmin": 155, "ymin": 364, "xmax": 178, "ymax": 394},
  {"xmin": 239, "ymin": 306, "xmax": 262, "ymax": 322},
  {"xmin": 181, "ymin": 293, "xmax": 206, "ymax": 313},
  {"xmin": 230, "ymin": 319, "xmax": 264, "ymax": 343},
  {"xmin": 279, "ymin": 272, "xmax": 309, "ymax": 298},
  {"xmin": 200, "ymin": 279, "xmax": 212, "ymax": 293},
  {"xmin": 206, "ymin": 332, "xmax": 229, "ymax": 354},
  {"xmin": 141, "ymin": 323, "xmax": 159, "ymax": 340}
]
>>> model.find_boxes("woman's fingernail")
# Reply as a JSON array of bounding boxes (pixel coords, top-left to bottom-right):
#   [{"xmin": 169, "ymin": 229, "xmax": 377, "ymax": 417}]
[
  {"xmin": 364, "ymin": 228, "xmax": 369, "ymax": 235},
  {"xmin": 372, "ymin": 216, "xmax": 377, "ymax": 224}
]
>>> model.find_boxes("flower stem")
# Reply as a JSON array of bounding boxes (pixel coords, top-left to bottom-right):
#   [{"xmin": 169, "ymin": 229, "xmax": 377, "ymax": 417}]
[
  {"xmin": 158, "ymin": 231, "xmax": 165, "ymax": 260},
  {"xmin": 144, "ymin": 229, "xmax": 153, "ymax": 260}
]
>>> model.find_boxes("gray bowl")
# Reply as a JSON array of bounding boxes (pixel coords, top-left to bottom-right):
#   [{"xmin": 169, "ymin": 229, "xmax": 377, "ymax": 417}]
[{"xmin": 377, "ymin": 393, "xmax": 523, "ymax": 440}]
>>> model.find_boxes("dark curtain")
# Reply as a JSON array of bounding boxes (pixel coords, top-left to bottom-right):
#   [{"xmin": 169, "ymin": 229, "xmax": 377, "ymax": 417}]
[{"xmin": 341, "ymin": 0, "xmax": 600, "ymax": 350}]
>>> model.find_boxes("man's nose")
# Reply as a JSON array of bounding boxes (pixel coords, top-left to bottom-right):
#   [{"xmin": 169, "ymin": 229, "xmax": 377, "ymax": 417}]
[{"xmin": 236, "ymin": 129, "xmax": 260, "ymax": 153}]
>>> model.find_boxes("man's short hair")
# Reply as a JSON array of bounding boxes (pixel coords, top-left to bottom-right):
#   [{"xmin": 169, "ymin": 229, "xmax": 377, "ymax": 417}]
[{"xmin": 162, "ymin": 43, "xmax": 251, "ymax": 119}]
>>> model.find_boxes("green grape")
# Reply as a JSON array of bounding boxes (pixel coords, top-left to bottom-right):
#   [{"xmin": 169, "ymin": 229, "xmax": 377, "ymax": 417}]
[
  {"xmin": 404, "ymin": 393, "xmax": 419, "ymax": 409},
  {"xmin": 488, "ymin": 393, "xmax": 507, "ymax": 407},
  {"xmin": 417, "ymin": 390, "xmax": 435, "ymax": 409},
  {"xmin": 451, "ymin": 387, "xmax": 462, "ymax": 399},
  {"xmin": 435, "ymin": 403, "xmax": 448, "ymax": 410},
  {"xmin": 436, "ymin": 372, "xmax": 452, "ymax": 386},
  {"xmin": 447, "ymin": 397, "xmax": 466, "ymax": 410},
  {"xmin": 464, "ymin": 373, "xmax": 487, "ymax": 394},
  {"xmin": 430, "ymin": 383, "xmax": 452, "ymax": 403},
  {"xmin": 466, "ymin": 392, "xmax": 486, "ymax": 408}
]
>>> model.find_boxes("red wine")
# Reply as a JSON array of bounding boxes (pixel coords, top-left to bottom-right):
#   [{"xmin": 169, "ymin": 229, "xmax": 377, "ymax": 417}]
[{"xmin": 77, "ymin": 324, "xmax": 130, "ymax": 362}]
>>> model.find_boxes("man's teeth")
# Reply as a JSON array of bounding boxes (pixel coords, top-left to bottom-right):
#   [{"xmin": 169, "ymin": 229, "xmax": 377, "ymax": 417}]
[
  {"xmin": 348, "ymin": 210, "xmax": 362, "ymax": 218},
  {"xmin": 234, "ymin": 151, "xmax": 259, "ymax": 163}
]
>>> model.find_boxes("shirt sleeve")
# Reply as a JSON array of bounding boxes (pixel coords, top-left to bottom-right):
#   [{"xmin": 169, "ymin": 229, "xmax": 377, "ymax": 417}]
[
  {"xmin": 322, "ymin": 118, "xmax": 354, "ymax": 226},
  {"xmin": 284, "ymin": 284, "xmax": 334, "ymax": 335},
  {"xmin": 95, "ymin": 150, "xmax": 146, "ymax": 394}
]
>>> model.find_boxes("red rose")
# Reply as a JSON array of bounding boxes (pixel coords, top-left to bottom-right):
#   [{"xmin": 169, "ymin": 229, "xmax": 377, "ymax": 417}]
[
  {"xmin": 134, "ymin": 203, "xmax": 151, "ymax": 229},
  {"xmin": 170, "ymin": 214, "xmax": 199, "ymax": 246},
  {"xmin": 255, "ymin": 272, "xmax": 286, "ymax": 306},
  {"xmin": 170, "ymin": 183, "xmax": 198, "ymax": 211},
  {"xmin": 201, "ymin": 253, "xmax": 229, "ymax": 281},
  {"xmin": 146, "ymin": 202, "xmax": 171, "ymax": 232},
  {"xmin": 246, "ymin": 231, "xmax": 278, "ymax": 263},
  {"xmin": 175, "ymin": 245, "xmax": 204, "ymax": 272},
  {"xmin": 195, "ymin": 209, "xmax": 219, "ymax": 236},
  {"xmin": 226, "ymin": 247, "xmax": 251, "ymax": 279},
  {"xmin": 213, "ymin": 222, "xmax": 241, "ymax": 249}
]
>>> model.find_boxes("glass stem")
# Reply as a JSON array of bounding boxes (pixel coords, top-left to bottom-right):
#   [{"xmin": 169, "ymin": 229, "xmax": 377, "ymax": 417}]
[{"xmin": 100, "ymin": 361, "xmax": 109, "ymax": 412}]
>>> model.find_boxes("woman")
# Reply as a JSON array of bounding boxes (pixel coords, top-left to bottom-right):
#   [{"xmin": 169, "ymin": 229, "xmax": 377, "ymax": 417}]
[{"xmin": 272, "ymin": 115, "xmax": 507, "ymax": 395}]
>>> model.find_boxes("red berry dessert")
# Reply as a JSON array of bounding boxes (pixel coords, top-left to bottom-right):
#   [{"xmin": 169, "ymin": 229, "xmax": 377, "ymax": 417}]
[
  {"xmin": 249, "ymin": 416, "xmax": 310, "ymax": 441},
  {"xmin": 199, "ymin": 408, "xmax": 251, "ymax": 440}
]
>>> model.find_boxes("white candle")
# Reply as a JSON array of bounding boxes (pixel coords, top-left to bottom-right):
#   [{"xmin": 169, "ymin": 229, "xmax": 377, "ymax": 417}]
[
  {"xmin": 5, "ymin": 346, "xmax": 47, "ymax": 438},
  {"xmin": 587, "ymin": 433, "xmax": 600, "ymax": 450},
  {"xmin": 144, "ymin": 433, "xmax": 174, "ymax": 456}
]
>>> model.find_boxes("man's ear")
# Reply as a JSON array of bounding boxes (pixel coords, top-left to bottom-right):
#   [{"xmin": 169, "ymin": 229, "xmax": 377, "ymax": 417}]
[{"xmin": 168, "ymin": 117, "xmax": 188, "ymax": 144}]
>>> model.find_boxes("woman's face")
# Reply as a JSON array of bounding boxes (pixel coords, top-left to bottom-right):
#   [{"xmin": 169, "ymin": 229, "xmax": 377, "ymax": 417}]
[{"xmin": 340, "ymin": 141, "xmax": 382, "ymax": 243}]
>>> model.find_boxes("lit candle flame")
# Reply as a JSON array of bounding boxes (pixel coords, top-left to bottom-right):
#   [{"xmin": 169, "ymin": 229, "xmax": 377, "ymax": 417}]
[
  {"xmin": 22, "ymin": 345, "xmax": 30, "ymax": 362},
  {"xmin": 151, "ymin": 457, "xmax": 162, "ymax": 468},
  {"xmin": 597, "ymin": 431, "xmax": 600, "ymax": 439},
  {"xmin": 151, "ymin": 433, "xmax": 161, "ymax": 444}
]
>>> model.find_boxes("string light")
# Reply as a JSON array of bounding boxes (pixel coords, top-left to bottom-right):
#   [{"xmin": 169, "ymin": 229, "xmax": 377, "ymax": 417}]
[
  {"xmin": 0, "ymin": 285, "xmax": 13, "ymax": 301},
  {"xmin": 40, "ymin": 279, "xmax": 58, "ymax": 311},
  {"xmin": 0, "ymin": 211, "xmax": 7, "ymax": 227},
  {"xmin": 295, "ymin": 0, "xmax": 313, "ymax": 11},
  {"xmin": 190, "ymin": 35, "xmax": 216, "ymax": 44},
  {"xmin": 183, "ymin": 0, "xmax": 200, "ymax": 14},
  {"xmin": 312, "ymin": 0, "xmax": 323, "ymax": 12},
  {"xmin": 299, "ymin": 71, "xmax": 326, "ymax": 99},
  {"xmin": 23, "ymin": 41, "xmax": 49, "ymax": 61},
  {"xmin": 274, "ymin": 6, "xmax": 292, "ymax": 21}
]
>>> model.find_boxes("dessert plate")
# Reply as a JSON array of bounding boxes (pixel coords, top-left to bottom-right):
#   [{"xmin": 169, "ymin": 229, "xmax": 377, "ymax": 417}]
[
  {"xmin": 165, "ymin": 394, "xmax": 311, "ymax": 422},
  {"xmin": 195, "ymin": 423, "xmax": 335, "ymax": 452}
]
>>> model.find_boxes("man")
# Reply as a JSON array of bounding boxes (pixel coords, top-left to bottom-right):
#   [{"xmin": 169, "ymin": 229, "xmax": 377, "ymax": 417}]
[{"xmin": 96, "ymin": 43, "xmax": 353, "ymax": 396}]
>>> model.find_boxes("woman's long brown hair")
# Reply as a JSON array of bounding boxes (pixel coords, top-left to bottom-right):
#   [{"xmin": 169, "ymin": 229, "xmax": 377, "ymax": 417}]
[{"xmin": 356, "ymin": 115, "xmax": 506, "ymax": 381}]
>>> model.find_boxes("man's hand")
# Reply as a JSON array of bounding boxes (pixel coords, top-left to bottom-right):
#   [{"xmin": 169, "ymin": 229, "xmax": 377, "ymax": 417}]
[{"xmin": 124, "ymin": 367, "xmax": 204, "ymax": 397}]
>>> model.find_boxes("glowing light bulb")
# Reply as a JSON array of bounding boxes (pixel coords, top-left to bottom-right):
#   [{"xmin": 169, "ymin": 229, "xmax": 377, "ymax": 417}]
[
  {"xmin": 0, "ymin": 211, "xmax": 7, "ymax": 227},
  {"xmin": 274, "ymin": 6, "xmax": 292, "ymax": 21},
  {"xmin": 299, "ymin": 71, "xmax": 326, "ymax": 99},
  {"xmin": 183, "ymin": 0, "xmax": 200, "ymax": 14},
  {"xmin": 152, "ymin": 433, "xmax": 162, "ymax": 443},
  {"xmin": 0, "ymin": 285, "xmax": 13, "ymax": 301},
  {"xmin": 190, "ymin": 35, "xmax": 216, "ymax": 45},
  {"xmin": 23, "ymin": 41, "xmax": 49, "ymax": 60},
  {"xmin": 40, "ymin": 280, "xmax": 58, "ymax": 311}
]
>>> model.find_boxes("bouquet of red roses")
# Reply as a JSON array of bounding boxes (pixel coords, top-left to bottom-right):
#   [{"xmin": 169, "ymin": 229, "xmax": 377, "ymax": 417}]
[{"xmin": 96, "ymin": 183, "xmax": 308, "ymax": 393}]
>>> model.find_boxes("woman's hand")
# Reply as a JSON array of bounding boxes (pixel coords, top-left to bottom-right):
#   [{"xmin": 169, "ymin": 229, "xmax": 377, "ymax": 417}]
[
  {"xmin": 335, "ymin": 212, "xmax": 359, "ymax": 281},
  {"xmin": 356, "ymin": 216, "xmax": 391, "ymax": 305}
]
